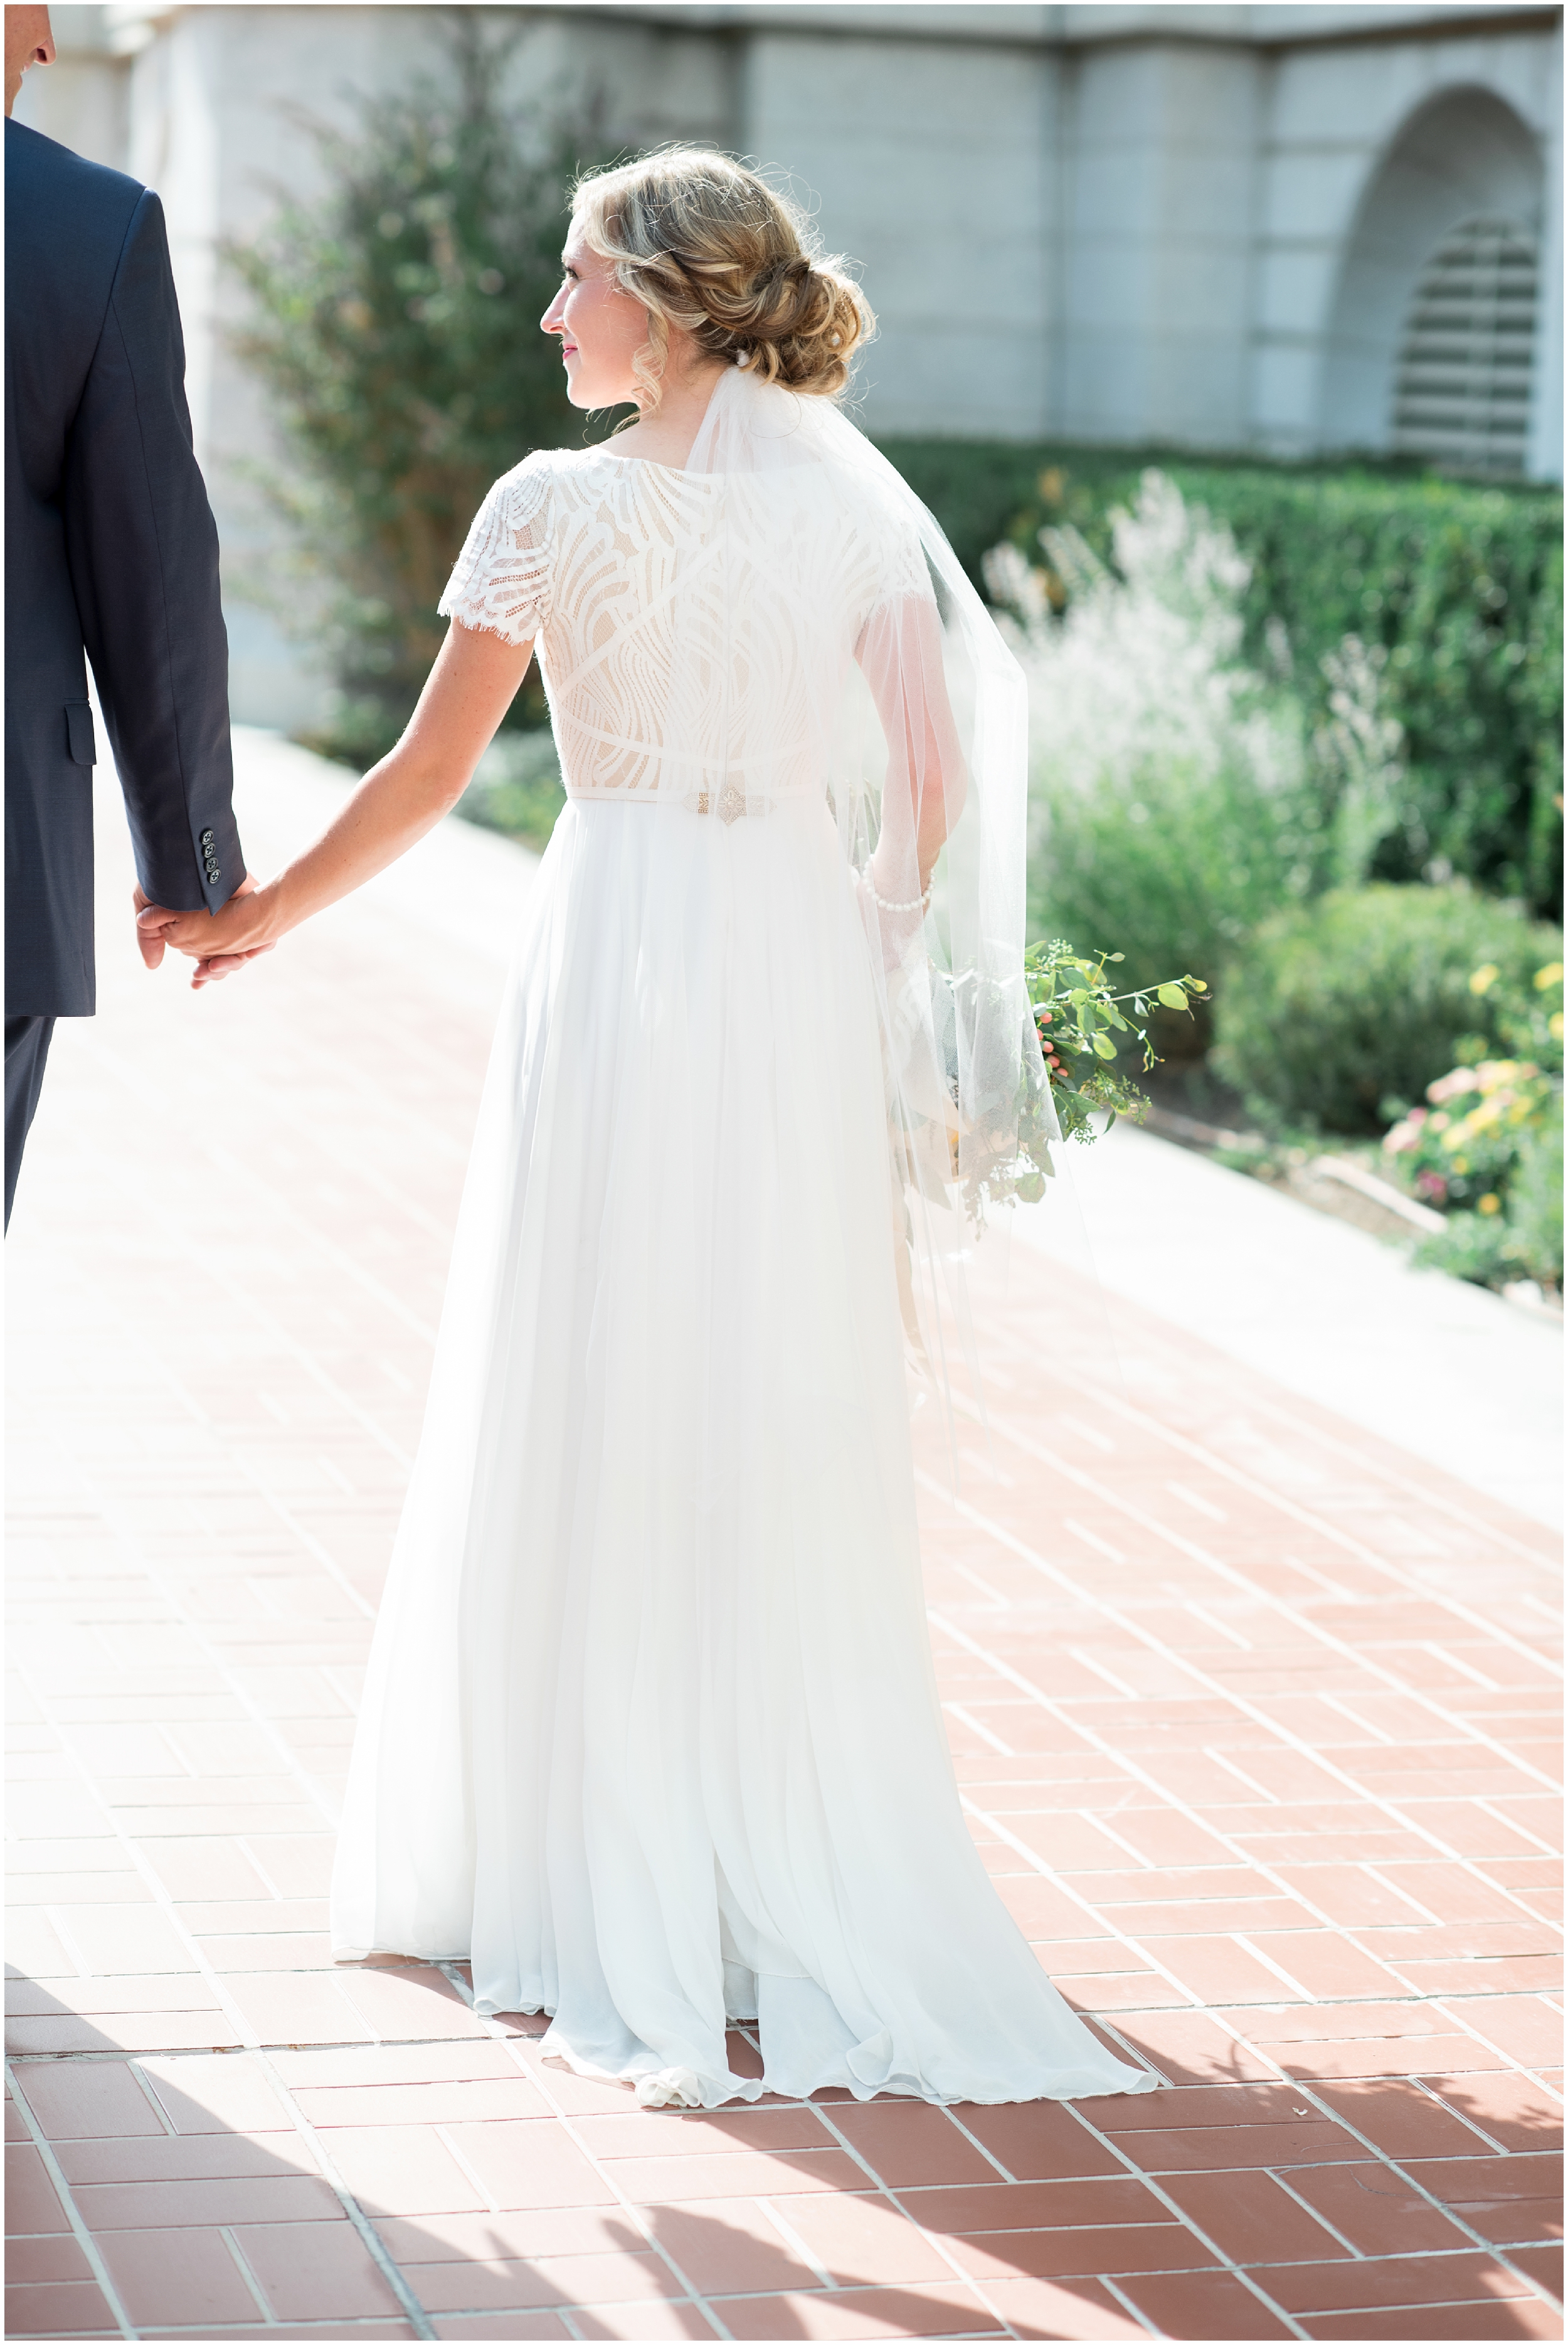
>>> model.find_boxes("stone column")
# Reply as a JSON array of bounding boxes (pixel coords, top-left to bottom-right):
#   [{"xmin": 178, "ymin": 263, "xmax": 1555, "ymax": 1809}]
[
  {"xmin": 741, "ymin": 23, "xmax": 1056, "ymax": 438},
  {"xmin": 1053, "ymin": 37, "xmax": 1264, "ymax": 450}
]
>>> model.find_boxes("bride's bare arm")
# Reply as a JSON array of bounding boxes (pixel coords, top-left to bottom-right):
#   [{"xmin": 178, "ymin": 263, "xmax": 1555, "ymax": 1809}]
[
  {"xmin": 854, "ymin": 595, "xmax": 968, "ymax": 905},
  {"xmin": 138, "ymin": 620, "xmax": 534, "ymax": 982}
]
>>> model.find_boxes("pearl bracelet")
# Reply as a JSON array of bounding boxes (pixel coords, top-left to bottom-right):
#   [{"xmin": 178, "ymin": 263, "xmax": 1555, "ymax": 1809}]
[{"xmin": 866, "ymin": 878, "xmax": 931, "ymax": 917}]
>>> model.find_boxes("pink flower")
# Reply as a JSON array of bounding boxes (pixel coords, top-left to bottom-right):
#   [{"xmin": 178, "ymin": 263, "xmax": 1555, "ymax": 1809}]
[{"xmin": 1414, "ymin": 1171, "xmax": 1448, "ymax": 1202}]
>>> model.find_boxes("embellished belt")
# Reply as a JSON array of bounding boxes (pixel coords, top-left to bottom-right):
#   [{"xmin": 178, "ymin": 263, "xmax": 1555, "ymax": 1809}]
[{"xmin": 692, "ymin": 782, "xmax": 753, "ymax": 824}]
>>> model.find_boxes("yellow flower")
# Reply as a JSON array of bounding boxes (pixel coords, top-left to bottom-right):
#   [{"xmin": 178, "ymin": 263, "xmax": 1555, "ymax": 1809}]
[
  {"xmin": 1478, "ymin": 1193, "xmax": 1502, "ymax": 1215},
  {"xmin": 1469, "ymin": 964, "xmax": 1500, "ymax": 996},
  {"xmin": 1534, "ymin": 962, "xmax": 1564, "ymax": 992},
  {"xmin": 1451, "ymin": 1155, "xmax": 1470, "ymax": 1174},
  {"xmin": 1551, "ymin": 1011, "xmax": 1565, "ymax": 1040}
]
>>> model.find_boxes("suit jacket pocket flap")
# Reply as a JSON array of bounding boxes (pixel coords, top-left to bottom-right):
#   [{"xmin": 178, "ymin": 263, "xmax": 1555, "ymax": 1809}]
[{"xmin": 65, "ymin": 701, "xmax": 97, "ymax": 768}]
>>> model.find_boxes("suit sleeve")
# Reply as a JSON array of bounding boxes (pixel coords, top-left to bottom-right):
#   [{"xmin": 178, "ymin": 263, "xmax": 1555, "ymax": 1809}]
[{"xmin": 61, "ymin": 188, "xmax": 244, "ymax": 914}]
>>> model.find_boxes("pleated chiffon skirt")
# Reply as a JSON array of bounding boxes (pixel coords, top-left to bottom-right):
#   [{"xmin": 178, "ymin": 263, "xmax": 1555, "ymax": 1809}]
[{"xmin": 331, "ymin": 793, "xmax": 1157, "ymax": 2110}]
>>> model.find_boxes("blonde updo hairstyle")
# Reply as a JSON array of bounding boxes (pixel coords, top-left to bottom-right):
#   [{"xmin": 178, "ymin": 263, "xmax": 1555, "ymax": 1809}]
[{"xmin": 571, "ymin": 148, "xmax": 872, "ymax": 410}]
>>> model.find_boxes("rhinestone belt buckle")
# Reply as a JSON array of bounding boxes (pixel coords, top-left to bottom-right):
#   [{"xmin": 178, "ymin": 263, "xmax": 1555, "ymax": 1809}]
[{"xmin": 694, "ymin": 781, "xmax": 748, "ymax": 824}]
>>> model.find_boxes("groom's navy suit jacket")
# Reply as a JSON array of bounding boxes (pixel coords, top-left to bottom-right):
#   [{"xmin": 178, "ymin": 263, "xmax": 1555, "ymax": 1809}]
[{"xmin": 5, "ymin": 117, "xmax": 244, "ymax": 1017}]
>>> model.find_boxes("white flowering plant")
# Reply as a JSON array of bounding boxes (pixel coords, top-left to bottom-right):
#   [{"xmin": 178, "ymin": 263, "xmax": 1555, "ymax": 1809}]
[{"xmin": 985, "ymin": 472, "xmax": 1407, "ymax": 999}]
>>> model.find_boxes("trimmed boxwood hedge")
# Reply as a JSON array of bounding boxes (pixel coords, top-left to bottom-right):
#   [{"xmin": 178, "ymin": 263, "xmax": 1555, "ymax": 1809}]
[{"xmin": 879, "ymin": 439, "xmax": 1563, "ymax": 919}]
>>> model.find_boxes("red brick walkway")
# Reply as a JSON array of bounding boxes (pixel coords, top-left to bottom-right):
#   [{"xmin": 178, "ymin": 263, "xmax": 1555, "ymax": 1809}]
[{"xmin": 6, "ymin": 803, "xmax": 1562, "ymax": 2342}]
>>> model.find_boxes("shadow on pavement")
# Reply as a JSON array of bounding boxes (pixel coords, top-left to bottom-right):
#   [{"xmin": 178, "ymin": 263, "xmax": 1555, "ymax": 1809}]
[{"xmin": 6, "ymin": 1967, "xmax": 1561, "ymax": 2341}]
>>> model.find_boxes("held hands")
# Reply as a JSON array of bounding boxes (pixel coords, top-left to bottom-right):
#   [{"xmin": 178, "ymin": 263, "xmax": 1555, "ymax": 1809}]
[
  {"xmin": 135, "ymin": 874, "xmax": 280, "ymax": 987},
  {"xmin": 127, "ymin": 622, "xmax": 537, "ymax": 991}
]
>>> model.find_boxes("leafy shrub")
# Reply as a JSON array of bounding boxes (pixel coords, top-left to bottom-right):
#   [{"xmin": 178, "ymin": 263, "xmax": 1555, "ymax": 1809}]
[
  {"xmin": 1461, "ymin": 952, "xmax": 1565, "ymax": 1077},
  {"xmin": 226, "ymin": 14, "xmax": 608, "ymax": 767},
  {"xmin": 986, "ymin": 476, "xmax": 1401, "ymax": 1036},
  {"xmin": 1411, "ymin": 1206, "xmax": 1540, "ymax": 1291},
  {"xmin": 1506, "ymin": 1114, "xmax": 1565, "ymax": 1289},
  {"xmin": 886, "ymin": 439, "xmax": 1562, "ymax": 917},
  {"xmin": 1212, "ymin": 885, "xmax": 1564, "ymax": 1134}
]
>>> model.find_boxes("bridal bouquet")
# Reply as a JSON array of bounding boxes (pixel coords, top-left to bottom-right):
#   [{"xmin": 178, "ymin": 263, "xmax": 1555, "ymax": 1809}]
[{"xmin": 1003, "ymin": 943, "xmax": 1207, "ymax": 1206}]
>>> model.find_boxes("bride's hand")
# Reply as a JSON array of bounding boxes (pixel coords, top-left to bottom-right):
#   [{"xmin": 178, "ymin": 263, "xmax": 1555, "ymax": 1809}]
[{"xmin": 136, "ymin": 874, "xmax": 280, "ymax": 989}]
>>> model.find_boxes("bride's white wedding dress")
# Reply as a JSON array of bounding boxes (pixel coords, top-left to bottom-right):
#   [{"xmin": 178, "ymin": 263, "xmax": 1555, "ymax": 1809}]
[{"xmin": 330, "ymin": 366, "xmax": 1155, "ymax": 2110}]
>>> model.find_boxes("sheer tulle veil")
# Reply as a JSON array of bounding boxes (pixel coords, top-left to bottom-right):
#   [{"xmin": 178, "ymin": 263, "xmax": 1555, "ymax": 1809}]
[{"xmin": 677, "ymin": 361, "xmax": 1056, "ymax": 1381}]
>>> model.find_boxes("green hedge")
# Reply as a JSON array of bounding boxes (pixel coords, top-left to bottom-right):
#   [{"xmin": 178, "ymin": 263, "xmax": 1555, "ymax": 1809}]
[{"xmin": 880, "ymin": 439, "xmax": 1563, "ymax": 918}]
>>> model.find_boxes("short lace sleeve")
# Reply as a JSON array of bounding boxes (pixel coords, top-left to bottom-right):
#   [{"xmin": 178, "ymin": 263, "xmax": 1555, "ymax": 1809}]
[{"xmin": 438, "ymin": 455, "xmax": 554, "ymax": 644}]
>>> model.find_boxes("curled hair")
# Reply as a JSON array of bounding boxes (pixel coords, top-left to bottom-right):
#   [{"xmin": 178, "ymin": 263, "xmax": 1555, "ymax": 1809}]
[{"xmin": 571, "ymin": 148, "xmax": 872, "ymax": 408}]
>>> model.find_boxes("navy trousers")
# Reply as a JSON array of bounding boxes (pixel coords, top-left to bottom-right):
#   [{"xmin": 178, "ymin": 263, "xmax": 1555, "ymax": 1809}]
[{"xmin": 6, "ymin": 1014, "xmax": 55, "ymax": 1229}]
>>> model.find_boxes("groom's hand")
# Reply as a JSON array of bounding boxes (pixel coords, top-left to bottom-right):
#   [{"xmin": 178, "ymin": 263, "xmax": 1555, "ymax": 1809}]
[{"xmin": 132, "ymin": 883, "xmax": 166, "ymax": 969}]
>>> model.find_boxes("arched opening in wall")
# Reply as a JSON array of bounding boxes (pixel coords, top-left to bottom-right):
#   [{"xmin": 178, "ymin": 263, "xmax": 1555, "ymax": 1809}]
[
  {"xmin": 1320, "ymin": 87, "xmax": 1543, "ymax": 469},
  {"xmin": 1391, "ymin": 215, "xmax": 1538, "ymax": 474}
]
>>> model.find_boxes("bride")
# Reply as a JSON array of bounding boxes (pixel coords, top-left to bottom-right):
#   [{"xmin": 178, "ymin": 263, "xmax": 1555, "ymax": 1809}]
[{"xmin": 145, "ymin": 149, "xmax": 1155, "ymax": 2113}]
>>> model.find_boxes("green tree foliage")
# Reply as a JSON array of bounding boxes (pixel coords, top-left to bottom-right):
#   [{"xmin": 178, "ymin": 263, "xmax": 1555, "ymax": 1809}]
[
  {"xmin": 225, "ymin": 13, "xmax": 610, "ymax": 765},
  {"xmin": 884, "ymin": 440, "xmax": 1563, "ymax": 917}
]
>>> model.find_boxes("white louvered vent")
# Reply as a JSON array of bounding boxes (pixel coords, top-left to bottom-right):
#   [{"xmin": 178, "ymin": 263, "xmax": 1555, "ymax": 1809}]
[{"xmin": 1391, "ymin": 215, "xmax": 1538, "ymax": 475}]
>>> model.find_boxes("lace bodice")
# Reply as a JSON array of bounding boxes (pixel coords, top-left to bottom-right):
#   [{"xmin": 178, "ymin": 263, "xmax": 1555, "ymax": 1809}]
[
  {"xmin": 440, "ymin": 358, "xmax": 1041, "ymax": 1295},
  {"xmin": 440, "ymin": 446, "xmax": 931, "ymax": 812}
]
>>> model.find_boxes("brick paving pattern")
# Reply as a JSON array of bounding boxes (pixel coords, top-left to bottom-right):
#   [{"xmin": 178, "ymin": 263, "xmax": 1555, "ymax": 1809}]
[{"xmin": 6, "ymin": 838, "xmax": 1562, "ymax": 2342}]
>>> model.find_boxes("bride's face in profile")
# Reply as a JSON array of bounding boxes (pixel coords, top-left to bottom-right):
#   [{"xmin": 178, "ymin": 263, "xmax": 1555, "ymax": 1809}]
[{"xmin": 543, "ymin": 233, "xmax": 649, "ymax": 410}]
